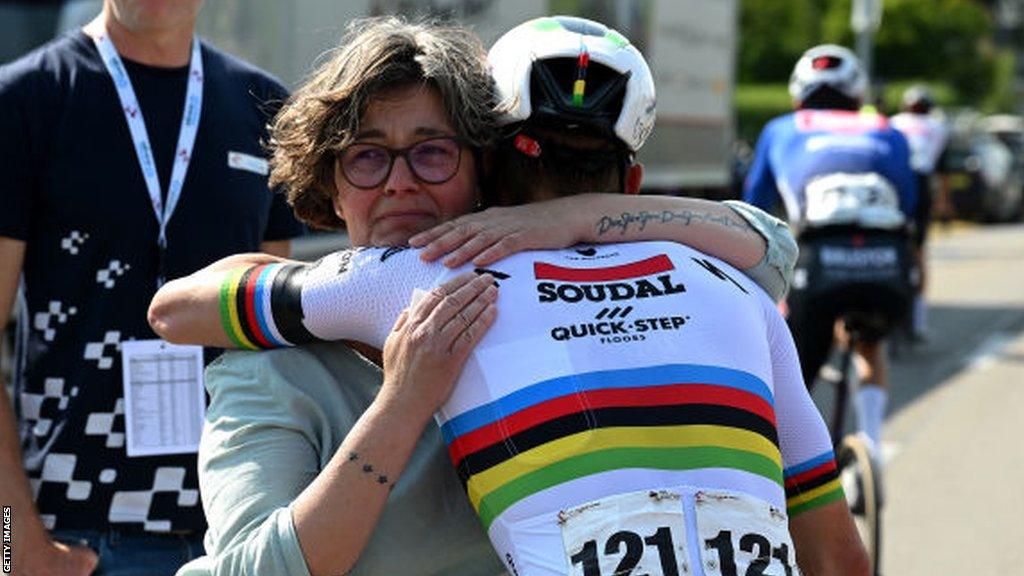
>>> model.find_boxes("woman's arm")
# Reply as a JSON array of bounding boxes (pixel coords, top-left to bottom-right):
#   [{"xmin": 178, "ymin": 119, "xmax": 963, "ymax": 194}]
[
  {"xmin": 292, "ymin": 274, "xmax": 496, "ymax": 575},
  {"xmin": 197, "ymin": 274, "xmax": 496, "ymax": 576},
  {"xmin": 409, "ymin": 194, "xmax": 797, "ymax": 300}
]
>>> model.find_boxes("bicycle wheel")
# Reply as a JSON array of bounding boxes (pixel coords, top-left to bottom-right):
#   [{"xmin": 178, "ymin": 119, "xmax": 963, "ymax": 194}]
[{"xmin": 837, "ymin": 434, "xmax": 883, "ymax": 575}]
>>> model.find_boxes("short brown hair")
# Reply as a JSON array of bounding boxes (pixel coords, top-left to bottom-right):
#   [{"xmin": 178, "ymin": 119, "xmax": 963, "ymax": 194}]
[
  {"xmin": 269, "ymin": 16, "xmax": 498, "ymax": 229},
  {"xmin": 485, "ymin": 125, "xmax": 629, "ymax": 207}
]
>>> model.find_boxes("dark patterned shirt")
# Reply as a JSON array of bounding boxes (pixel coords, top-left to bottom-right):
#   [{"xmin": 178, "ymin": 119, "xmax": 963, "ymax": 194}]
[{"xmin": 0, "ymin": 31, "xmax": 305, "ymax": 532}]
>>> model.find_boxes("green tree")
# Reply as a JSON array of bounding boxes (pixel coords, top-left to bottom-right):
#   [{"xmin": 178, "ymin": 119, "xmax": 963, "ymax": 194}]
[
  {"xmin": 820, "ymin": 0, "xmax": 996, "ymax": 101},
  {"xmin": 739, "ymin": 0, "xmax": 829, "ymax": 82}
]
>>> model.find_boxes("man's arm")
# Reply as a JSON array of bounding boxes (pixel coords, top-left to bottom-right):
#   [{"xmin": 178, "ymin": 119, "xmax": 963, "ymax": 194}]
[
  {"xmin": 790, "ymin": 501, "xmax": 869, "ymax": 575},
  {"xmin": 151, "ymin": 220, "xmax": 297, "ymax": 346},
  {"xmin": 154, "ymin": 245, "xmax": 450, "ymax": 351},
  {"xmin": 148, "ymin": 252, "xmax": 296, "ymax": 347},
  {"xmin": 762, "ymin": 293, "xmax": 868, "ymax": 575},
  {"xmin": 409, "ymin": 194, "xmax": 797, "ymax": 301},
  {"xmin": 0, "ymin": 238, "xmax": 98, "ymax": 576}
]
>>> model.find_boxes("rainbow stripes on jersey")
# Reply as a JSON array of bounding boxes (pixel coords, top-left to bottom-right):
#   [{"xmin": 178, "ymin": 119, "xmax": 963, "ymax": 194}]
[
  {"xmin": 784, "ymin": 450, "xmax": 844, "ymax": 516},
  {"xmin": 440, "ymin": 363, "xmax": 786, "ymax": 530},
  {"xmin": 218, "ymin": 263, "xmax": 315, "ymax": 349}
]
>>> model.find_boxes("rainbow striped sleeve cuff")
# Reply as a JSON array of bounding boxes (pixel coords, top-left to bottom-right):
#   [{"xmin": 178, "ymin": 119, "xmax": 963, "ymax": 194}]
[
  {"xmin": 218, "ymin": 263, "xmax": 317, "ymax": 349},
  {"xmin": 784, "ymin": 451, "xmax": 844, "ymax": 516}
]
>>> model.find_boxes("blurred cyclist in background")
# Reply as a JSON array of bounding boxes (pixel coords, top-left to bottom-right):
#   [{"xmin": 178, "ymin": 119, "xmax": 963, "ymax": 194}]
[
  {"xmin": 891, "ymin": 85, "xmax": 950, "ymax": 341},
  {"xmin": 743, "ymin": 44, "xmax": 919, "ymax": 454}
]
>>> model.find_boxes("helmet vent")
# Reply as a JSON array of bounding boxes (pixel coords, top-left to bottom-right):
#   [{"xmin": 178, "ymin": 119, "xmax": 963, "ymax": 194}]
[
  {"xmin": 812, "ymin": 56, "xmax": 842, "ymax": 70},
  {"xmin": 552, "ymin": 15, "xmax": 609, "ymax": 38},
  {"xmin": 530, "ymin": 57, "xmax": 628, "ymax": 136}
]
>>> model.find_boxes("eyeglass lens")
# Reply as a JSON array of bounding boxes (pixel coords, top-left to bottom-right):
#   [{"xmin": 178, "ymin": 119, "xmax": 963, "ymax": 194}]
[{"xmin": 341, "ymin": 137, "xmax": 462, "ymax": 188}]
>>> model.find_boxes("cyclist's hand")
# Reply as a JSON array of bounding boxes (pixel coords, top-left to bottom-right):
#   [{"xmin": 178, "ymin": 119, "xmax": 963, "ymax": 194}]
[
  {"xmin": 380, "ymin": 272, "xmax": 497, "ymax": 413},
  {"xmin": 408, "ymin": 199, "xmax": 584, "ymax": 267},
  {"xmin": 17, "ymin": 539, "xmax": 98, "ymax": 576}
]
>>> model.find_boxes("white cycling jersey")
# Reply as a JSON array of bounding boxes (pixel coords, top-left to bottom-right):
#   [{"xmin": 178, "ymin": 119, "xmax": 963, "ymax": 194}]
[
  {"xmin": 891, "ymin": 112, "xmax": 949, "ymax": 174},
  {"xmin": 251, "ymin": 242, "xmax": 842, "ymax": 576}
]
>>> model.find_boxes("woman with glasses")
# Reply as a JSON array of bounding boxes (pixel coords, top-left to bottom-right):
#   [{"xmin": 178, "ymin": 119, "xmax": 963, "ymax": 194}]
[{"xmin": 164, "ymin": 17, "xmax": 798, "ymax": 576}]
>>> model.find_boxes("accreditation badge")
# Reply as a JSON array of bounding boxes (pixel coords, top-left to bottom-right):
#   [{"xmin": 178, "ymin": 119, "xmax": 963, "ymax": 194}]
[{"xmin": 120, "ymin": 340, "xmax": 205, "ymax": 457}]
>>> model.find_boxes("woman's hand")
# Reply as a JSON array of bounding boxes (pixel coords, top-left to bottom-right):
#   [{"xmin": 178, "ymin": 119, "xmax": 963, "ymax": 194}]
[
  {"xmin": 408, "ymin": 199, "xmax": 585, "ymax": 268},
  {"xmin": 379, "ymin": 272, "xmax": 498, "ymax": 415}
]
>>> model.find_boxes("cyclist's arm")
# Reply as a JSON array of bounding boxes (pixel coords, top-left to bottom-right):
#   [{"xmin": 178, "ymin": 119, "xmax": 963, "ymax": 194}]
[
  {"xmin": 580, "ymin": 195, "xmax": 796, "ymax": 300},
  {"xmin": 410, "ymin": 194, "xmax": 796, "ymax": 301},
  {"xmin": 762, "ymin": 295, "xmax": 868, "ymax": 574},
  {"xmin": 149, "ymin": 252, "xmax": 300, "ymax": 348},
  {"xmin": 150, "ymin": 249, "xmax": 439, "ymax": 349},
  {"xmin": 790, "ymin": 503, "xmax": 869, "ymax": 575}
]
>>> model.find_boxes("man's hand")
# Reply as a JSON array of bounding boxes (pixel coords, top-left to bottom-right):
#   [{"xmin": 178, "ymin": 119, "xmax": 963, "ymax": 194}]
[{"xmin": 16, "ymin": 539, "xmax": 98, "ymax": 576}]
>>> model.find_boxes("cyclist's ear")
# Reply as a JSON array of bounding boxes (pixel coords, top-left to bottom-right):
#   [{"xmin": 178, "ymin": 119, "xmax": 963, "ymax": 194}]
[{"xmin": 624, "ymin": 163, "xmax": 643, "ymax": 195}]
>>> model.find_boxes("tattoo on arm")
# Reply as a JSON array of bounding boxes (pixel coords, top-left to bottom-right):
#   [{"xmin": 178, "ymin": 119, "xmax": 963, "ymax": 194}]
[
  {"xmin": 595, "ymin": 210, "xmax": 754, "ymax": 237},
  {"xmin": 347, "ymin": 451, "xmax": 393, "ymax": 489}
]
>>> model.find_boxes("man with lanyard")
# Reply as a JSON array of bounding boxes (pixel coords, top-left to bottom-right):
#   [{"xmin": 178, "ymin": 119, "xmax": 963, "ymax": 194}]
[
  {"xmin": 0, "ymin": 0, "xmax": 304, "ymax": 573},
  {"xmin": 743, "ymin": 44, "xmax": 918, "ymax": 454},
  {"xmin": 891, "ymin": 85, "xmax": 950, "ymax": 342}
]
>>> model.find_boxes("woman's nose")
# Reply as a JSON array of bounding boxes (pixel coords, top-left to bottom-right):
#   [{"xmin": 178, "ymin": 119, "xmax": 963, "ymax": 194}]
[{"xmin": 383, "ymin": 155, "xmax": 418, "ymax": 195}]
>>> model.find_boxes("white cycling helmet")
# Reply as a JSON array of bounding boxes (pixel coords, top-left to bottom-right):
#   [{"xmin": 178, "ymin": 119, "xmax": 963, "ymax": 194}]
[
  {"xmin": 488, "ymin": 15, "xmax": 656, "ymax": 152},
  {"xmin": 901, "ymin": 85, "xmax": 935, "ymax": 114},
  {"xmin": 788, "ymin": 44, "xmax": 867, "ymax": 104}
]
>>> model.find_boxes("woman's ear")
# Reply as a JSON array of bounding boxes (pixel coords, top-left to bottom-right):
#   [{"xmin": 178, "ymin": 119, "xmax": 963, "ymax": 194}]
[
  {"xmin": 332, "ymin": 162, "xmax": 346, "ymax": 221},
  {"xmin": 625, "ymin": 163, "xmax": 644, "ymax": 195},
  {"xmin": 332, "ymin": 196, "xmax": 345, "ymax": 221}
]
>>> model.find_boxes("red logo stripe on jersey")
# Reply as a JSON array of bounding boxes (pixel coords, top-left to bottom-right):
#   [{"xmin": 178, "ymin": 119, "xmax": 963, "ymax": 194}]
[
  {"xmin": 447, "ymin": 383, "xmax": 775, "ymax": 466},
  {"xmin": 794, "ymin": 109, "xmax": 889, "ymax": 133},
  {"xmin": 533, "ymin": 254, "xmax": 673, "ymax": 282}
]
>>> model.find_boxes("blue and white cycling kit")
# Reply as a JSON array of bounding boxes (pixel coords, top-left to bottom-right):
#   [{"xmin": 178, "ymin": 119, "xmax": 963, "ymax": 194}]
[
  {"xmin": 890, "ymin": 112, "xmax": 949, "ymax": 175},
  {"xmin": 743, "ymin": 110, "xmax": 917, "ymax": 232}
]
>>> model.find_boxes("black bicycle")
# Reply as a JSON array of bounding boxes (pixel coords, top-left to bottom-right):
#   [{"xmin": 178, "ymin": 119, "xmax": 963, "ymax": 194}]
[{"xmin": 824, "ymin": 314, "xmax": 885, "ymax": 576}]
